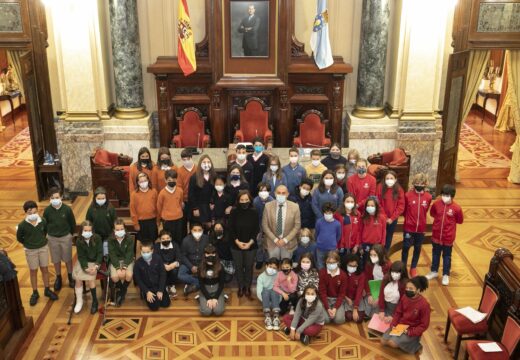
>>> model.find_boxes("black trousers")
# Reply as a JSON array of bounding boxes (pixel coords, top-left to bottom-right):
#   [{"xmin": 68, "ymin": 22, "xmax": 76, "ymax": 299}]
[
  {"xmin": 165, "ymin": 268, "xmax": 178, "ymax": 286},
  {"xmin": 163, "ymin": 218, "xmax": 184, "ymax": 246},
  {"xmin": 138, "ymin": 219, "xmax": 158, "ymax": 242},
  {"xmin": 279, "ymin": 292, "xmax": 299, "ymax": 315},
  {"xmin": 141, "ymin": 289, "xmax": 171, "ymax": 311}
]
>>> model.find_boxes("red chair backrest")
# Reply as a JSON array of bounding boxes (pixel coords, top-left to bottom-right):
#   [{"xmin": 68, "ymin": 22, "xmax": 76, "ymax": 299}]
[
  {"xmin": 93, "ymin": 149, "xmax": 119, "ymax": 166},
  {"xmin": 239, "ymin": 99, "xmax": 269, "ymax": 141},
  {"xmin": 179, "ymin": 110, "xmax": 205, "ymax": 147},
  {"xmin": 299, "ymin": 112, "xmax": 326, "ymax": 147},
  {"xmin": 381, "ymin": 148, "xmax": 408, "ymax": 166},
  {"xmin": 479, "ymin": 285, "xmax": 499, "ymax": 319},
  {"xmin": 502, "ymin": 315, "xmax": 520, "ymax": 355}
]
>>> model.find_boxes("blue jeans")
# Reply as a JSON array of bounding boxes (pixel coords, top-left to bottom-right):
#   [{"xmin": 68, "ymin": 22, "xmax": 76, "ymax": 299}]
[
  {"xmin": 315, "ymin": 248, "xmax": 333, "ymax": 270},
  {"xmin": 261, "ymin": 288, "xmax": 281, "ymax": 312},
  {"xmin": 384, "ymin": 219, "xmax": 398, "ymax": 252},
  {"xmin": 178, "ymin": 264, "xmax": 199, "ymax": 287},
  {"xmin": 431, "ymin": 243, "xmax": 453, "ymax": 275},
  {"xmin": 401, "ymin": 232, "xmax": 425, "ymax": 269}
]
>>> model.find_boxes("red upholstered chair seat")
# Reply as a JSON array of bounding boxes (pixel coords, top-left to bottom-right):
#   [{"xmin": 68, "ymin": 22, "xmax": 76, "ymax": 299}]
[
  {"xmin": 93, "ymin": 149, "xmax": 119, "ymax": 167},
  {"xmin": 448, "ymin": 308, "xmax": 489, "ymax": 334},
  {"xmin": 466, "ymin": 315, "xmax": 520, "ymax": 360},
  {"xmin": 466, "ymin": 341, "xmax": 509, "ymax": 360},
  {"xmin": 172, "ymin": 108, "xmax": 210, "ymax": 148},
  {"xmin": 381, "ymin": 148, "xmax": 408, "ymax": 166},
  {"xmin": 293, "ymin": 110, "xmax": 331, "ymax": 148},
  {"xmin": 234, "ymin": 98, "xmax": 272, "ymax": 144}
]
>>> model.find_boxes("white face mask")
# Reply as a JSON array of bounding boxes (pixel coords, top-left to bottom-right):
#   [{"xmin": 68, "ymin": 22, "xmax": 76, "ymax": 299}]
[
  {"xmin": 192, "ymin": 231, "xmax": 203, "ymax": 240},
  {"xmin": 82, "ymin": 231, "xmax": 93, "ymax": 239},
  {"xmin": 289, "ymin": 156, "xmax": 298, "ymax": 164},
  {"xmin": 201, "ymin": 163, "xmax": 212, "ymax": 171},
  {"xmin": 347, "ymin": 266, "xmax": 357, "ymax": 274},
  {"xmin": 345, "ymin": 202, "xmax": 355, "ymax": 210},
  {"xmin": 266, "ymin": 267, "xmax": 277, "ymax": 276},
  {"xmin": 237, "ymin": 153, "xmax": 246, "ymax": 161},
  {"xmin": 370, "ymin": 255, "xmax": 379, "ymax": 264},
  {"xmin": 270, "ymin": 165, "xmax": 279, "ymax": 172},
  {"xmin": 349, "ymin": 159, "xmax": 357, "ymax": 165},
  {"xmin": 324, "ymin": 179, "xmax": 334, "ymax": 187},
  {"xmin": 27, "ymin": 213, "xmax": 39, "ymax": 222},
  {"xmin": 183, "ymin": 159, "xmax": 193, "ymax": 168},
  {"xmin": 305, "ymin": 294, "xmax": 316, "ymax": 303},
  {"xmin": 259, "ymin": 191, "xmax": 269, "ymax": 200},
  {"xmin": 276, "ymin": 194, "xmax": 286, "ymax": 204},
  {"xmin": 324, "ymin": 213, "xmax": 334, "ymax": 222},
  {"xmin": 50, "ymin": 198, "xmax": 62, "ymax": 207},
  {"xmin": 215, "ymin": 185, "xmax": 225, "ymax": 192},
  {"xmin": 139, "ymin": 181, "xmax": 149, "ymax": 189},
  {"xmin": 442, "ymin": 195, "xmax": 451, "ymax": 204},
  {"xmin": 96, "ymin": 199, "xmax": 106, "ymax": 206},
  {"xmin": 115, "ymin": 230, "xmax": 125, "ymax": 238},
  {"xmin": 385, "ymin": 179, "xmax": 396, "ymax": 187},
  {"xmin": 300, "ymin": 188, "xmax": 310, "ymax": 197},
  {"xmin": 301, "ymin": 263, "xmax": 311, "ymax": 270},
  {"xmin": 311, "ymin": 159, "xmax": 321, "ymax": 167},
  {"xmin": 300, "ymin": 236, "xmax": 310, "ymax": 244},
  {"xmin": 391, "ymin": 272, "xmax": 401, "ymax": 281},
  {"xmin": 336, "ymin": 173, "xmax": 346, "ymax": 180},
  {"xmin": 366, "ymin": 206, "xmax": 376, "ymax": 215}
]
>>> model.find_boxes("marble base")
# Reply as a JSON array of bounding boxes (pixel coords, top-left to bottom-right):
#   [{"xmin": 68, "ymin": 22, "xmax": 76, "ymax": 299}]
[
  {"xmin": 347, "ymin": 112, "xmax": 397, "ymax": 158},
  {"xmin": 102, "ymin": 115, "xmax": 152, "ymax": 160}
]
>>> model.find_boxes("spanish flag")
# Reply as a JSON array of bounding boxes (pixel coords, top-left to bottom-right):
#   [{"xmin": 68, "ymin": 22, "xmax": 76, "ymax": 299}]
[{"xmin": 177, "ymin": 0, "xmax": 196, "ymax": 76}]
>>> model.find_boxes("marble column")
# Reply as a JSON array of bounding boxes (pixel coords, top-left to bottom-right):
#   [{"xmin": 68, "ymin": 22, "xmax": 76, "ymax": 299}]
[
  {"xmin": 109, "ymin": 0, "xmax": 147, "ymax": 119},
  {"xmin": 352, "ymin": 0, "xmax": 390, "ymax": 119}
]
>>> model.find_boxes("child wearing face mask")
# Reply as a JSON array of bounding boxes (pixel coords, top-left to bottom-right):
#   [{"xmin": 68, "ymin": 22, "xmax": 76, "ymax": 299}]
[
  {"xmin": 134, "ymin": 241, "xmax": 170, "ymax": 311},
  {"xmin": 261, "ymin": 155, "xmax": 288, "ymax": 197},
  {"xmin": 311, "ymin": 170, "xmax": 344, "ymax": 219},
  {"xmin": 154, "ymin": 230, "xmax": 181, "ymax": 298},
  {"xmin": 130, "ymin": 172, "xmax": 158, "ymax": 243},
  {"xmin": 209, "ymin": 222, "xmax": 234, "ymax": 283},
  {"xmin": 197, "ymin": 244, "xmax": 226, "ymax": 316},
  {"xmin": 72, "ymin": 220, "xmax": 103, "ymax": 314},
  {"xmin": 359, "ymin": 197, "xmax": 387, "ymax": 266},
  {"xmin": 346, "ymin": 149, "xmax": 360, "ymax": 178},
  {"xmin": 425, "ymin": 184, "xmax": 464, "ymax": 286},
  {"xmin": 179, "ymin": 222, "xmax": 210, "ymax": 296},
  {"xmin": 274, "ymin": 258, "xmax": 299, "ymax": 315},
  {"xmin": 253, "ymin": 182, "xmax": 273, "ymax": 269},
  {"xmin": 247, "ymin": 137, "xmax": 270, "ymax": 197},
  {"xmin": 108, "ymin": 219, "xmax": 135, "ymax": 307},
  {"xmin": 319, "ymin": 251, "xmax": 347, "ymax": 324},
  {"xmin": 344, "ymin": 254, "xmax": 366, "ymax": 323},
  {"xmin": 86, "ymin": 187, "xmax": 116, "ymax": 256},
  {"xmin": 335, "ymin": 164, "xmax": 348, "ymax": 194},
  {"xmin": 233, "ymin": 144, "xmax": 253, "ymax": 184},
  {"xmin": 291, "ymin": 228, "xmax": 317, "ymax": 268},
  {"xmin": 177, "ymin": 149, "xmax": 197, "ymax": 237},
  {"xmin": 17, "ymin": 200, "xmax": 59, "ymax": 306},
  {"xmin": 335, "ymin": 193, "xmax": 361, "ymax": 265},
  {"xmin": 157, "ymin": 170, "xmax": 184, "ymax": 245},
  {"xmin": 378, "ymin": 261, "xmax": 409, "ymax": 323},
  {"xmin": 152, "ymin": 146, "xmax": 176, "ymax": 192},
  {"xmin": 402, "ymin": 173, "xmax": 432, "ymax": 277},
  {"xmin": 295, "ymin": 253, "xmax": 319, "ymax": 297},
  {"xmin": 210, "ymin": 176, "xmax": 233, "ymax": 225},
  {"xmin": 283, "ymin": 147, "xmax": 307, "ymax": 196},
  {"xmin": 347, "ymin": 158, "xmax": 376, "ymax": 213},
  {"xmin": 363, "ymin": 245, "xmax": 392, "ymax": 317},
  {"xmin": 256, "ymin": 258, "xmax": 282, "ymax": 330},
  {"xmin": 304, "ymin": 149, "xmax": 327, "ymax": 188},
  {"xmin": 314, "ymin": 203, "xmax": 342, "ymax": 270},
  {"xmin": 283, "ymin": 285, "xmax": 325, "ymax": 346},
  {"xmin": 225, "ymin": 164, "xmax": 250, "ymax": 205},
  {"xmin": 377, "ymin": 171, "xmax": 405, "ymax": 252},
  {"xmin": 381, "ymin": 276, "xmax": 430, "ymax": 354},
  {"xmin": 129, "ymin": 147, "xmax": 154, "ymax": 193},
  {"xmin": 289, "ymin": 178, "xmax": 315, "ymax": 230},
  {"xmin": 321, "ymin": 143, "xmax": 347, "ymax": 170}
]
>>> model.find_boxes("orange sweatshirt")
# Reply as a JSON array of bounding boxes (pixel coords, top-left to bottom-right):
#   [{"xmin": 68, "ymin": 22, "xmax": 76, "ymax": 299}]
[
  {"xmin": 157, "ymin": 187, "xmax": 184, "ymax": 221},
  {"xmin": 129, "ymin": 162, "xmax": 154, "ymax": 193},
  {"xmin": 152, "ymin": 164, "xmax": 178, "ymax": 192},
  {"xmin": 130, "ymin": 188, "xmax": 158, "ymax": 227},
  {"xmin": 176, "ymin": 165, "xmax": 197, "ymax": 202}
]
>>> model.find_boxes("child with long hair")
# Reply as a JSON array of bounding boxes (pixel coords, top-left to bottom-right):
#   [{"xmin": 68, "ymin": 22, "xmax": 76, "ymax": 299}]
[
  {"xmin": 152, "ymin": 146, "xmax": 176, "ymax": 192},
  {"xmin": 261, "ymin": 155, "xmax": 288, "ymax": 197},
  {"xmin": 378, "ymin": 261, "xmax": 409, "ymax": 323},
  {"xmin": 344, "ymin": 254, "xmax": 365, "ymax": 323},
  {"xmin": 311, "ymin": 169, "xmax": 344, "ymax": 219},
  {"xmin": 129, "ymin": 147, "xmax": 154, "ymax": 192},
  {"xmin": 377, "ymin": 170, "xmax": 405, "ymax": 252},
  {"xmin": 363, "ymin": 244, "xmax": 392, "ymax": 317},
  {"xmin": 359, "ymin": 197, "xmax": 387, "ymax": 265},
  {"xmin": 86, "ymin": 186, "xmax": 116, "ymax": 256},
  {"xmin": 295, "ymin": 252, "xmax": 319, "ymax": 297},
  {"xmin": 291, "ymin": 228, "xmax": 317, "ymax": 268},
  {"xmin": 334, "ymin": 193, "xmax": 361, "ymax": 265},
  {"xmin": 225, "ymin": 164, "xmax": 250, "ymax": 205},
  {"xmin": 188, "ymin": 155, "xmax": 217, "ymax": 229},
  {"xmin": 274, "ymin": 258, "xmax": 299, "ymax": 315},
  {"xmin": 197, "ymin": 244, "xmax": 225, "ymax": 316},
  {"xmin": 319, "ymin": 251, "xmax": 347, "ymax": 324},
  {"xmin": 347, "ymin": 158, "xmax": 376, "ymax": 212},
  {"xmin": 130, "ymin": 172, "xmax": 158, "ymax": 242}
]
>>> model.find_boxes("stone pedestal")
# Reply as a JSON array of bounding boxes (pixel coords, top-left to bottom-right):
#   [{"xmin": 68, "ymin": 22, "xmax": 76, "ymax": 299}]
[
  {"xmin": 352, "ymin": 0, "xmax": 390, "ymax": 119},
  {"xmin": 347, "ymin": 113, "xmax": 397, "ymax": 157},
  {"xmin": 102, "ymin": 115, "xmax": 153, "ymax": 160}
]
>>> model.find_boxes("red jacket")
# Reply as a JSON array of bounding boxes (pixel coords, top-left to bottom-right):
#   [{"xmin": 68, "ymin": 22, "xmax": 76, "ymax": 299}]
[
  {"xmin": 319, "ymin": 268, "xmax": 348, "ymax": 310},
  {"xmin": 403, "ymin": 190, "xmax": 432, "ymax": 233},
  {"xmin": 391, "ymin": 294, "xmax": 431, "ymax": 337},
  {"xmin": 359, "ymin": 213, "xmax": 387, "ymax": 245},
  {"xmin": 363, "ymin": 260, "xmax": 392, "ymax": 295},
  {"xmin": 334, "ymin": 212, "xmax": 361, "ymax": 249},
  {"xmin": 345, "ymin": 272, "xmax": 365, "ymax": 308},
  {"xmin": 378, "ymin": 278, "xmax": 407, "ymax": 312},
  {"xmin": 347, "ymin": 174, "xmax": 376, "ymax": 211},
  {"xmin": 376, "ymin": 184, "xmax": 405, "ymax": 222},
  {"xmin": 430, "ymin": 199, "xmax": 464, "ymax": 246}
]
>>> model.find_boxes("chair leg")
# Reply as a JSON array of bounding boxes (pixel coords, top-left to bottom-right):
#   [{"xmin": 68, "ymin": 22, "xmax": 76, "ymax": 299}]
[
  {"xmin": 464, "ymin": 349, "xmax": 469, "ymax": 360},
  {"xmin": 454, "ymin": 335, "xmax": 462, "ymax": 360},
  {"xmin": 444, "ymin": 316, "xmax": 451, "ymax": 343}
]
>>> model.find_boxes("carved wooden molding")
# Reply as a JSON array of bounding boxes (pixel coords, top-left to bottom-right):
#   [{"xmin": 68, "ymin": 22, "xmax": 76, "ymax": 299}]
[
  {"xmin": 291, "ymin": 34, "xmax": 306, "ymax": 57},
  {"xmin": 236, "ymin": 97, "xmax": 272, "ymax": 112}
]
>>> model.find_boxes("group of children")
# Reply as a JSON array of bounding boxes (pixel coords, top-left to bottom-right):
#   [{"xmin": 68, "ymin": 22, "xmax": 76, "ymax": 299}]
[{"xmin": 15, "ymin": 139, "xmax": 465, "ymax": 354}]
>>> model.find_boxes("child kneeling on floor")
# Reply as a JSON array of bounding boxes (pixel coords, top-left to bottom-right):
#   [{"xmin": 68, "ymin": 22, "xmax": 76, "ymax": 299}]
[
  {"xmin": 256, "ymin": 257, "xmax": 281, "ymax": 330},
  {"xmin": 283, "ymin": 285, "xmax": 325, "ymax": 345}
]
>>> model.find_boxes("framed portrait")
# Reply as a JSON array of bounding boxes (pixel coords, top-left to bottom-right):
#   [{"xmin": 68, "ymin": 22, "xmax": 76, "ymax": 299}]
[
  {"xmin": 230, "ymin": 1, "xmax": 269, "ymax": 57},
  {"xmin": 0, "ymin": 0, "xmax": 31, "ymax": 44},
  {"xmin": 469, "ymin": 0, "xmax": 520, "ymax": 47}
]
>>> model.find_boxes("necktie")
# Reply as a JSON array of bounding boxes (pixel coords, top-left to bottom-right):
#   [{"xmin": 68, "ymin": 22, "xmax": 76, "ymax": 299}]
[{"xmin": 276, "ymin": 204, "xmax": 283, "ymax": 237}]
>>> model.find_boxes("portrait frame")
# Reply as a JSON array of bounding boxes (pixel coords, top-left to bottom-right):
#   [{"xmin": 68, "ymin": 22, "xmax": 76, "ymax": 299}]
[
  {"xmin": 469, "ymin": 0, "xmax": 520, "ymax": 48},
  {"xmin": 0, "ymin": 0, "xmax": 31, "ymax": 44},
  {"xmin": 230, "ymin": 0, "xmax": 269, "ymax": 58}
]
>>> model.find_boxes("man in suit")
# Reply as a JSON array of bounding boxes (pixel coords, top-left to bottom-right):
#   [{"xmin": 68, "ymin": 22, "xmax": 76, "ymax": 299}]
[
  {"xmin": 262, "ymin": 185, "xmax": 301, "ymax": 260},
  {"xmin": 237, "ymin": 4, "xmax": 261, "ymax": 56}
]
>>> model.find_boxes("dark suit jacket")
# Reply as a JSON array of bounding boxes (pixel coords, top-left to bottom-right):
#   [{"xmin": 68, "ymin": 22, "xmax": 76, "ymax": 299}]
[{"xmin": 238, "ymin": 15, "xmax": 260, "ymax": 49}]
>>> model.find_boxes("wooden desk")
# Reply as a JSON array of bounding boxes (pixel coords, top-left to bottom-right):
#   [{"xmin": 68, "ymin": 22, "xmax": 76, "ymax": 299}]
[
  {"xmin": 0, "ymin": 91, "xmax": 22, "ymax": 129},
  {"xmin": 37, "ymin": 163, "xmax": 64, "ymax": 196},
  {"xmin": 476, "ymin": 89, "xmax": 500, "ymax": 122}
]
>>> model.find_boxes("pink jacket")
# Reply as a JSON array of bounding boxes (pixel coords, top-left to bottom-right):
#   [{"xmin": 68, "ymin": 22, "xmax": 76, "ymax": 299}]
[{"xmin": 273, "ymin": 270, "xmax": 298, "ymax": 295}]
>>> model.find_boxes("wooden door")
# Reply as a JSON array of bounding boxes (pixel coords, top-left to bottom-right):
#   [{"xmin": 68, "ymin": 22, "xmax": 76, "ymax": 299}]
[
  {"xmin": 437, "ymin": 51, "xmax": 470, "ymax": 189},
  {"xmin": 20, "ymin": 51, "xmax": 45, "ymax": 199}
]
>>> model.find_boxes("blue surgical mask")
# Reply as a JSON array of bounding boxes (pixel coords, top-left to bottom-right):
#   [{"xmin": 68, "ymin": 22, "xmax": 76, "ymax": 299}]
[
  {"xmin": 357, "ymin": 168, "xmax": 367, "ymax": 175},
  {"xmin": 326, "ymin": 263, "xmax": 338, "ymax": 272},
  {"xmin": 276, "ymin": 194, "xmax": 286, "ymax": 204},
  {"xmin": 115, "ymin": 230, "xmax": 126, "ymax": 238},
  {"xmin": 141, "ymin": 252, "xmax": 152, "ymax": 261},
  {"xmin": 254, "ymin": 145, "xmax": 264, "ymax": 153}
]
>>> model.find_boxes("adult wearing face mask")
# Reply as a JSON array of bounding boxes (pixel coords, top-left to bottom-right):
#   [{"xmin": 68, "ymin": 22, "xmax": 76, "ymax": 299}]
[
  {"xmin": 108, "ymin": 219, "xmax": 135, "ymax": 307},
  {"xmin": 188, "ymin": 155, "xmax": 217, "ymax": 230},
  {"xmin": 134, "ymin": 241, "xmax": 170, "ymax": 311},
  {"xmin": 86, "ymin": 187, "xmax": 116, "ymax": 256},
  {"xmin": 282, "ymin": 147, "xmax": 307, "ymax": 196},
  {"xmin": 129, "ymin": 147, "xmax": 154, "ymax": 193},
  {"xmin": 321, "ymin": 143, "xmax": 347, "ymax": 171},
  {"xmin": 247, "ymin": 137, "xmax": 270, "ymax": 197},
  {"xmin": 179, "ymin": 222, "xmax": 210, "ymax": 296},
  {"xmin": 262, "ymin": 185, "xmax": 301, "ymax": 261},
  {"xmin": 228, "ymin": 191, "xmax": 259, "ymax": 298},
  {"xmin": 347, "ymin": 158, "xmax": 376, "ymax": 213}
]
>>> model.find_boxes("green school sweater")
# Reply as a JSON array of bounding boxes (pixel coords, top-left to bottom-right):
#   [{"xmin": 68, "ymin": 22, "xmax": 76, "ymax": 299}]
[
  {"xmin": 86, "ymin": 204, "xmax": 116, "ymax": 239},
  {"xmin": 76, "ymin": 234, "xmax": 103, "ymax": 270},
  {"xmin": 108, "ymin": 235, "xmax": 135, "ymax": 269},
  {"xmin": 43, "ymin": 203, "xmax": 76, "ymax": 237},
  {"xmin": 16, "ymin": 218, "xmax": 48, "ymax": 249}
]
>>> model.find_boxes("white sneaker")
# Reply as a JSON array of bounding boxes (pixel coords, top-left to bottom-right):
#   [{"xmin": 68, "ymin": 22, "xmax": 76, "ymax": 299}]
[
  {"xmin": 442, "ymin": 275, "xmax": 449, "ymax": 286},
  {"xmin": 169, "ymin": 286, "xmax": 177, "ymax": 298},
  {"xmin": 74, "ymin": 288, "xmax": 83, "ymax": 314},
  {"xmin": 264, "ymin": 315, "xmax": 273, "ymax": 330},
  {"xmin": 289, "ymin": 306, "xmax": 295, "ymax": 315},
  {"xmin": 272, "ymin": 316, "xmax": 280, "ymax": 331},
  {"xmin": 425, "ymin": 272, "xmax": 439, "ymax": 280}
]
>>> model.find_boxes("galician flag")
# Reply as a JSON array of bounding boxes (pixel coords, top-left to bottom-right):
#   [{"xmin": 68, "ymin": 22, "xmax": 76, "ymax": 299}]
[
  {"xmin": 310, "ymin": 0, "xmax": 334, "ymax": 70},
  {"xmin": 177, "ymin": 0, "xmax": 196, "ymax": 76}
]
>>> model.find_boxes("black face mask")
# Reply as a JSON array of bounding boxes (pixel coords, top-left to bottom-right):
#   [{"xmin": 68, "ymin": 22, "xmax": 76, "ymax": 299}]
[
  {"xmin": 405, "ymin": 290, "xmax": 416, "ymax": 298},
  {"xmin": 214, "ymin": 230, "xmax": 223, "ymax": 237},
  {"xmin": 240, "ymin": 202, "xmax": 250, "ymax": 209},
  {"xmin": 206, "ymin": 255, "xmax": 216, "ymax": 263},
  {"xmin": 160, "ymin": 159, "xmax": 170, "ymax": 165},
  {"xmin": 282, "ymin": 269, "xmax": 291, "ymax": 275},
  {"xmin": 167, "ymin": 181, "xmax": 176, "ymax": 188},
  {"xmin": 161, "ymin": 241, "xmax": 171, "ymax": 247},
  {"xmin": 414, "ymin": 185, "xmax": 425, "ymax": 192},
  {"xmin": 140, "ymin": 159, "xmax": 151, "ymax": 165},
  {"xmin": 230, "ymin": 175, "xmax": 240, "ymax": 181}
]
